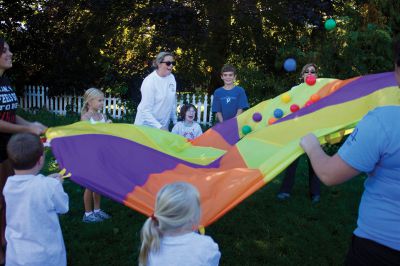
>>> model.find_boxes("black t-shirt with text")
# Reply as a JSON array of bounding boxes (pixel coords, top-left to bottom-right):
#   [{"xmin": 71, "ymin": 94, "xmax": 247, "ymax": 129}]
[{"xmin": 0, "ymin": 76, "xmax": 18, "ymax": 162}]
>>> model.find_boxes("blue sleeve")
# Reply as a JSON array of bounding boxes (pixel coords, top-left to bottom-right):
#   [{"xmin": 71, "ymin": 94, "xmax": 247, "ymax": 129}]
[
  {"xmin": 238, "ymin": 87, "xmax": 249, "ymax": 109},
  {"xmin": 338, "ymin": 111, "xmax": 386, "ymax": 173},
  {"xmin": 212, "ymin": 90, "xmax": 221, "ymax": 112}
]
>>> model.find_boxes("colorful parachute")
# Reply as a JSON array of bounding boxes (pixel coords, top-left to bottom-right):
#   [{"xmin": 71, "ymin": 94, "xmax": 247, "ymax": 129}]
[{"xmin": 46, "ymin": 72, "xmax": 400, "ymax": 226}]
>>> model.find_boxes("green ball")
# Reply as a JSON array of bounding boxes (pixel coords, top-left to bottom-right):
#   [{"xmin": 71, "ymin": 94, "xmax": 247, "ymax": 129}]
[
  {"xmin": 242, "ymin": 125, "xmax": 252, "ymax": 135},
  {"xmin": 324, "ymin": 18, "xmax": 336, "ymax": 31}
]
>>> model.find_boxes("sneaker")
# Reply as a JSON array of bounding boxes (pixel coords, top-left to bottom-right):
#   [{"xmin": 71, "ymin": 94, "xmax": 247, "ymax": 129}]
[
  {"xmin": 94, "ymin": 210, "xmax": 111, "ymax": 220},
  {"xmin": 277, "ymin": 192, "xmax": 290, "ymax": 200},
  {"xmin": 311, "ymin": 195, "xmax": 321, "ymax": 204},
  {"xmin": 82, "ymin": 213, "xmax": 103, "ymax": 223}
]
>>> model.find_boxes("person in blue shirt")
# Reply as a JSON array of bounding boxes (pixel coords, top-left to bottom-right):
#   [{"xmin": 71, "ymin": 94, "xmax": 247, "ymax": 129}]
[
  {"xmin": 299, "ymin": 40, "xmax": 400, "ymax": 265},
  {"xmin": 212, "ymin": 64, "xmax": 249, "ymax": 123}
]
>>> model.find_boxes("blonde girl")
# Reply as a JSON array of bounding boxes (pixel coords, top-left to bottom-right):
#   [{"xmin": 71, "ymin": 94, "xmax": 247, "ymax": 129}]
[
  {"xmin": 139, "ymin": 182, "xmax": 220, "ymax": 266},
  {"xmin": 81, "ymin": 88, "xmax": 111, "ymax": 223}
]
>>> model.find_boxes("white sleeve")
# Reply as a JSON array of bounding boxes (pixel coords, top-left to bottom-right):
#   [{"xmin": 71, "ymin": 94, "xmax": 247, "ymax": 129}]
[
  {"xmin": 205, "ymin": 240, "xmax": 221, "ymax": 266},
  {"xmin": 138, "ymin": 77, "xmax": 163, "ymax": 128},
  {"xmin": 171, "ymin": 122, "xmax": 181, "ymax": 135},
  {"xmin": 170, "ymin": 91, "xmax": 177, "ymax": 125},
  {"xmin": 51, "ymin": 180, "xmax": 69, "ymax": 214},
  {"xmin": 194, "ymin": 123, "xmax": 203, "ymax": 138}
]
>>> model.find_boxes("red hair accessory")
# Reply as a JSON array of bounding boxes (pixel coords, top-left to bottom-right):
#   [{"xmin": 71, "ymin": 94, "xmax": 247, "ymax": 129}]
[{"xmin": 150, "ymin": 214, "xmax": 157, "ymax": 222}]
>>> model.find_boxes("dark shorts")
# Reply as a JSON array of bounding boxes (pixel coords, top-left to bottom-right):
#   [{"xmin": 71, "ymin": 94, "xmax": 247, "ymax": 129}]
[
  {"xmin": 345, "ymin": 234, "xmax": 400, "ymax": 266},
  {"xmin": 0, "ymin": 134, "xmax": 11, "ymax": 163},
  {"xmin": 0, "ymin": 153, "xmax": 7, "ymax": 164}
]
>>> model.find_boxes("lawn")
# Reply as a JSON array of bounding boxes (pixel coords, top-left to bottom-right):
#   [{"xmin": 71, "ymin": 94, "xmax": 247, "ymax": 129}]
[{"xmin": 21, "ymin": 109, "xmax": 364, "ymax": 266}]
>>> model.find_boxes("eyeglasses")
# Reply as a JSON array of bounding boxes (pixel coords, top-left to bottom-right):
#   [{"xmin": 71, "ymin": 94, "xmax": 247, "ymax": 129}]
[
  {"xmin": 305, "ymin": 70, "xmax": 316, "ymax": 74},
  {"xmin": 161, "ymin": 61, "xmax": 176, "ymax": 66}
]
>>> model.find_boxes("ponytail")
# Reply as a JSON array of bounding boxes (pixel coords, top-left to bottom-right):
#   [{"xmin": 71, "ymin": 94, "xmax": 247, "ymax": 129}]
[
  {"xmin": 139, "ymin": 217, "xmax": 162, "ymax": 266},
  {"xmin": 138, "ymin": 182, "xmax": 201, "ymax": 265},
  {"xmin": 81, "ymin": 101, "xmax": 90, "ymax": 115}
]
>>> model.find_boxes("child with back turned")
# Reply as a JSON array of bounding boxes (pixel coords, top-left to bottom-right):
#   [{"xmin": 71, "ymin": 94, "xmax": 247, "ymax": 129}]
[
  {"xmin": 139, "ymin": 182, "xmax": 221, "ymax": 266},
  {"xmin": 4, "ymin": 133, "xmax": 69, "ymax": 266},
  {"xmin": 80, "ymin": 88, "xmax": 111, "ymax": 223}
]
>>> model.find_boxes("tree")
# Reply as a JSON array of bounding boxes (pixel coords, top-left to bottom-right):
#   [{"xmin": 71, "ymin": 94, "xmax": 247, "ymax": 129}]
[{"xmin": 0, "ymin": 0, "xmax": 396, "ymax": 103}]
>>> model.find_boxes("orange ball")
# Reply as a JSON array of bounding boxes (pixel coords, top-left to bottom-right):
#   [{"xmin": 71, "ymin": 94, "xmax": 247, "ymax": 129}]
[
  {"xmin": 268, "ymin": 117, "xmax": 277, "ymax": 125},
  {"xmin": 310, "ymin": 94, "xmax": 320, "ymax": 102}
]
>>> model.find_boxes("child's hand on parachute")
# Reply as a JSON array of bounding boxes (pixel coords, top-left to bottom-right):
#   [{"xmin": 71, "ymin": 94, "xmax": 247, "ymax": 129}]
[{"xmin": 48, "ymin": 173, "xmax": 63, "ymax": 183}]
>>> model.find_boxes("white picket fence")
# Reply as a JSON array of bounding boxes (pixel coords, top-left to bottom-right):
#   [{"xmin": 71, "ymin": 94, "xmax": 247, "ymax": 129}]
[
  {"xmin": 18, "ymin": 86, "xmax": 126, "ymax": 118},
  {"xmin": 18, "ymin": 85, "xmax": 214, "ymax": 125}
]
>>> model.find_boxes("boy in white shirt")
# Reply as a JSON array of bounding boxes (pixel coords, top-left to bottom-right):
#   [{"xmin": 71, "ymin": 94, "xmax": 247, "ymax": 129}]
[{"xmin": 4, "ymin": 133, "xmax": 69, "ymax": 266}]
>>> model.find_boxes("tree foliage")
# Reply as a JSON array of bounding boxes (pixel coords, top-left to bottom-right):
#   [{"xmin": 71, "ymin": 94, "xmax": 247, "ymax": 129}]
[{"xmin": 0, "ymin": 0, "xmax": 398, "ymax": 101}]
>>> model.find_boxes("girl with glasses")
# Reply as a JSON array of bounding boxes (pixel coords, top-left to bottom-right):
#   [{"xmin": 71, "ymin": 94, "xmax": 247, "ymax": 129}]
[
  {"xmin": 277, "ymin": 63, "xmax": 321, "ymax": 203},
  {"xmin": 300, "ymin": 63, "xmax": 318, "ymax": 81},
  {"xmin": 300, "ymin": 41, "xmax": 400, "ymax": 265}
]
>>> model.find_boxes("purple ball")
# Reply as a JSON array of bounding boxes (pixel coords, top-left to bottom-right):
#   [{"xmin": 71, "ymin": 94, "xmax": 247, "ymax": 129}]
[{"xmin": 252, "ymin": 112, "xmax": 262, "ymax": 122}]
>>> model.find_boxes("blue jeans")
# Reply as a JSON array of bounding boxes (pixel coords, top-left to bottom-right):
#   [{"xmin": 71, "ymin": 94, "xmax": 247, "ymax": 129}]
[{"xmin": 278, "ymin": 157, "xmax": 320, "ymax": 197}]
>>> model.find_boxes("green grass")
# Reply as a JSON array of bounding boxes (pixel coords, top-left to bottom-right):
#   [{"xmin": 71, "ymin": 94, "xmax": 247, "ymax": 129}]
[{"xmin": 21, "ymin": 109, "xmax": 364, "ymax": 266}]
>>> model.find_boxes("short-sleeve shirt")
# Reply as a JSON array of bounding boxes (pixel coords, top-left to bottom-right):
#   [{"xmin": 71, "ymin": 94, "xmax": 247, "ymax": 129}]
[
  {"xmin": 171, "ymin": 121, "xmax": 203, "ymax": 140},
  {"xmin": 0, "ymin": 76, "xmax": 18, "ymax": 162},
  {"xmin": 338, "ymin": 106, "xmax": 400, "ymax": 251},
  {"xmin": 212, "ymin": 86, "xmax": 249, "ymax": 121}
]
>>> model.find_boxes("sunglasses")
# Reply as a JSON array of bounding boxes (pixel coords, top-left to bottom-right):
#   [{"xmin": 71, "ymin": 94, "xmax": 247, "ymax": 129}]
[{"xmin": 161, "ymin": 61, "xmax": 176, "ymax": 66}]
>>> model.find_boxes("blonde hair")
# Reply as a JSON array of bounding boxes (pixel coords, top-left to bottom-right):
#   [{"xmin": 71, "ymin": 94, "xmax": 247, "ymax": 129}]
[
  {"xmin": 138, "ymin": 182, "xmax": 201, "ymax": 266},
  {"xmin": 152, "ymin": 51, "xmax": 174, "ymax": 68},
  {"xmin": 81, "ymin": 87, "xmax": 104, "ymax": 115}
]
